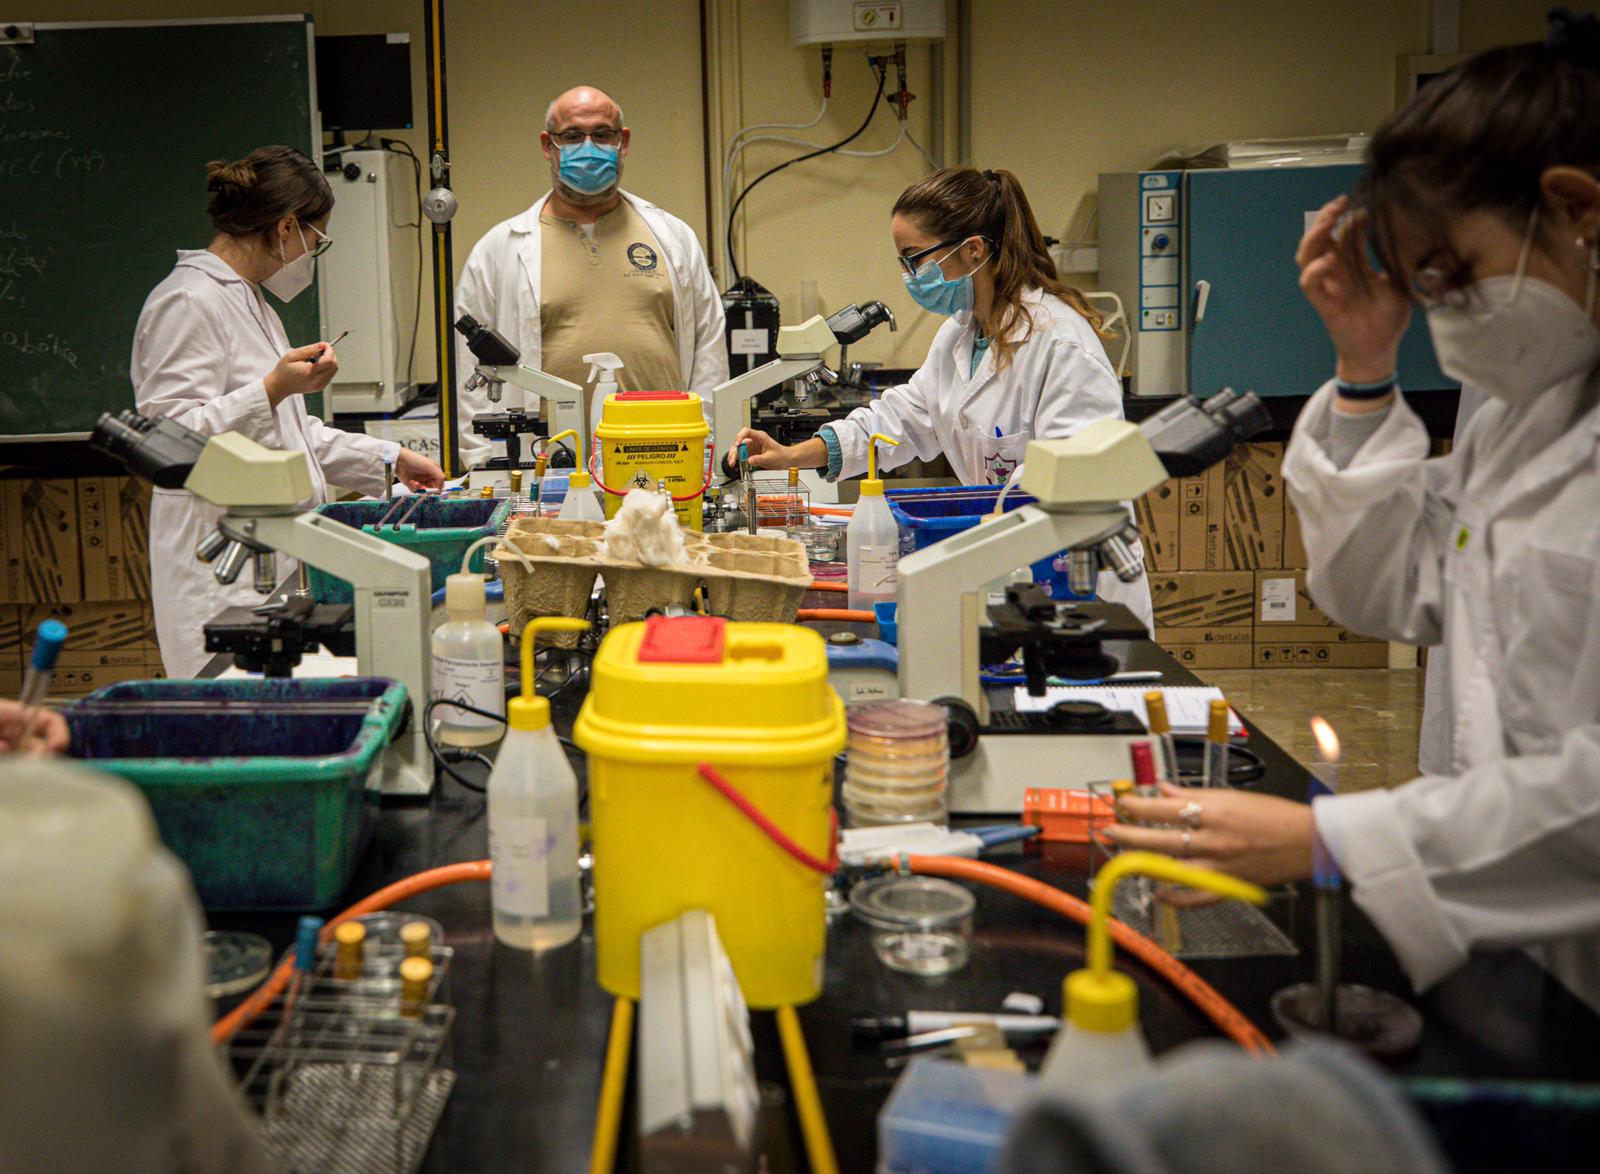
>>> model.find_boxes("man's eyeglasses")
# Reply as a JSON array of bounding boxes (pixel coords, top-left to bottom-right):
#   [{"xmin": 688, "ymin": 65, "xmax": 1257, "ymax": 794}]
[
  {"xmin": 550, "ymin": 128, "xmax": 623, "ymax": 148},
  {"xmin": 896, "ymin": 237, "xmax": 966, "ymax": 278}
]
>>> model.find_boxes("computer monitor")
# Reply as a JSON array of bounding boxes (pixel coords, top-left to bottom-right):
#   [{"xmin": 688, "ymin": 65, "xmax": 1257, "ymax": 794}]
[{"xmin": 316, "ymin": 34, "xmax": 414, "ymax": 132}]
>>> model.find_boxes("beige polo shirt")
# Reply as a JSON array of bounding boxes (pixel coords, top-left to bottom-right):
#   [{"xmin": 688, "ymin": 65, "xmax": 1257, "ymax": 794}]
[{"xmin": 539, "ymin": 200, "xmax": 682, "ymax": 424}]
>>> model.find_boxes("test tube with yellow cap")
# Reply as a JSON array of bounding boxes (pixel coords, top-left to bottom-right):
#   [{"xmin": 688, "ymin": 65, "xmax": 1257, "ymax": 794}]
[
  {"xmin": 1202, "ymin": 699, "xmax": 1231, "ymax": 787},
  {"xmin": 1143, "ymin": 691, "xmax": 1179, "ymax": 784},
  {"xmin": 334, "ymin": 921, "xmax": 366, "ymax": 981},
  {"xmin": 400, "ymin": 920, "xmax": 432, "ymax": 960},
  {"xmin": 399, "ymin": 955, "xmax": 434, "ymax": 1018}
]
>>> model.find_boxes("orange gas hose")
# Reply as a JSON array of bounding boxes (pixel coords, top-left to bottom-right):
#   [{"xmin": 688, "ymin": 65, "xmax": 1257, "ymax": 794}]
[
  {"xmin": 808, "ymin": 581, "xmax": 848, "ymax": 593},
  {"xmin": 210, "ymin": 860, "xmax": 492, "ymax": 1045},
  {"xmin": 809, "ymin": 505, "xmax": 852, "ymax": 517},
  {"xmin": 797, "ymin": 608, "xmax": 875, "ymax": 622},
  {"xmin": 907, "ymin": 855, "xmax": 1276, "ymax": 1055}
]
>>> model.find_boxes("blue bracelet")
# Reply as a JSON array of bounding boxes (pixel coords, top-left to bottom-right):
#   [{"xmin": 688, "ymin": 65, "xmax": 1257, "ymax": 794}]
[{"xmin": 1334, "ymin": 374, "xmax": 1397, "ymax": 400}]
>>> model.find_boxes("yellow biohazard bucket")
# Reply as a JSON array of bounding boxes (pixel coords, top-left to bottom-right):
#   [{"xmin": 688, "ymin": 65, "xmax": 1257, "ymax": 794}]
[
  {"xmin": 593, "ymin": 391, "xmax": 712, "ymax": 530},
  {"xmin": 573, "ymin": 616, "xmax": 845, "ymax": 1008}
]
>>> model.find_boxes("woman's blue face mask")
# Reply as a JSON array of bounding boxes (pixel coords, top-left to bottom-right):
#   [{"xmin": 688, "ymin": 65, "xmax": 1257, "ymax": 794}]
[
  {"xmin": 558, "ymin": 139, "xmax": 621, "ymax": 195},
  {"xmin": 902, "ymin": 239, "xmax": 988, "ymax": 316}
]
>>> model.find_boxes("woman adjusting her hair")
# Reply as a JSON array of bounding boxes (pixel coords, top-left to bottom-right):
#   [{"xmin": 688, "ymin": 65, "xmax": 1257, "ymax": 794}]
[
  {"xmin": 132, "ymin": 145, "xmax": 445, "ymax": 678},
  {"xmin": 731, "ymin": 165, "xmax": 1153, "ymax": 630},
  {"xmin": 1107, "ymin": 10, "xmax": 1600, "ymax": 1010}
]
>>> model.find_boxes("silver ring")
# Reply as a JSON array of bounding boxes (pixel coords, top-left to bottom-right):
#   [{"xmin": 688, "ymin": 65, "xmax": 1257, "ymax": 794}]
[
  {"xmin": 1180, "ymin": 829, "xmax": 1192, "ymax": 858},
  {"xmin": 1179, "ymin": 800, "xmax": 1204, "ymax": 829}
]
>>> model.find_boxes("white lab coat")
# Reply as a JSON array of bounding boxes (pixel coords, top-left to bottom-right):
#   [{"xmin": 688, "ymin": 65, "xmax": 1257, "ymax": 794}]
[
  {"xmin": 1286, "ymin": 370, "xmax": 1600, "ymax": 1009},
  {"xmin": 829, "ymin": 288, "xmax": 1154, "ymax": 630},
  {"xmin": 131, "ymin": 251, "xmax": 399, "ymax": 678},
  {"xmin": 453, "ymin": 190, "xmax": 729, "ymax": 467}
]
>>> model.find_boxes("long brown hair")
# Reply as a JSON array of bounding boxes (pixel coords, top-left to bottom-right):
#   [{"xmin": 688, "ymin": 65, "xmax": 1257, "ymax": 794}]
[
  {"xmin": 205, "ymin": 145, "xmax": 334, "ymax": 243},
  {"xmin": 893, "ymin": 166, "xmax": 1105, "ymax": 370}
]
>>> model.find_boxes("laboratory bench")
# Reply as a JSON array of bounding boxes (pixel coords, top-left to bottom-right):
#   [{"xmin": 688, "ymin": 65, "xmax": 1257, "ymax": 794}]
[{"xmin": 206, "ymin": 618, "xmax": 1600, "ymax": 1172}]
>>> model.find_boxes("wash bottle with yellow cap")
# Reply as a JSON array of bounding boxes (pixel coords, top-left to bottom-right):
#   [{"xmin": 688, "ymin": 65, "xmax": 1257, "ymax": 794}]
[
  {"xmin": 1038, "ymin": 851, "xmax": 1266, "ymax": 1087},
  {"xmin": 546, "ymin": 429, "xmax": 605, "ymax": 522},
  {"xmin": 489, "ymin": 616, "xmax": 591, "ymax": 951},
  {"xmin": 847, "ymin": 432, "xmax": 902, "ymax": 612}
]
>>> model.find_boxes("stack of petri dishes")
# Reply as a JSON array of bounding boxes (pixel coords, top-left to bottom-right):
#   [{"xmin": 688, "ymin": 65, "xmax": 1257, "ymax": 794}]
[{"xmin": 843, "ymin": 699, "xmax": 950, "ymax": 827}]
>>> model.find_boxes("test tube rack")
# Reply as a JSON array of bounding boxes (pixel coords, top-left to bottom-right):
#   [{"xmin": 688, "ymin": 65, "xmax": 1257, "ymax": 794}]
[{"xmin": 226, "ymin": 934, "xmax": 456, "ymax": 1174}]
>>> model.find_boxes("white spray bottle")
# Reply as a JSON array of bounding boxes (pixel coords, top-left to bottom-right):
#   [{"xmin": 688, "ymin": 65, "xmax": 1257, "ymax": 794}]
[
  {"xmin": 846, "ymin": 431, "xmax": 902, "ymax": 613},
  {"xmin": 582, "ymin": 351, "xmax": 624, "ymax": 440},
  {"xmin": 1036, "ymin": 851, "xmax": 1266, "ymax": 1091},
  {"xmin": 489, "ymin": 616, "xmax": 591, "ymax": 951}
]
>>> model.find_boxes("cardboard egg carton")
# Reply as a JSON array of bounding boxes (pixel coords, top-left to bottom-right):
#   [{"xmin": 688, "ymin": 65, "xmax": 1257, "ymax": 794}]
[{"xmin": 494, "ymin": 519, "xmax": 812, "ymax": 636}]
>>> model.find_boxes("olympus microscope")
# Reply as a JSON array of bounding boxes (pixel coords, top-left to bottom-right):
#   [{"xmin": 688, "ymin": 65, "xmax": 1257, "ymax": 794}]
[
  {"xmin": 895, "ymin": 390, "xmax": 1271, "ymax": 813},
  {"xmin": 92, "ymin": 411, "xmax": 436, "ymax": 796}
]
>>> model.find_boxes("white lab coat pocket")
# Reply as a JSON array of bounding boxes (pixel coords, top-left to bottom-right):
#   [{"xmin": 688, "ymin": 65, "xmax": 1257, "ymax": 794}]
[
  {"xmin": 969, "ymin": 430, "xmax": 1029, "ymax": 486},
  {"xmin": 1502, "ymin": 546, "xmax": 1600, "ymax": 746}
]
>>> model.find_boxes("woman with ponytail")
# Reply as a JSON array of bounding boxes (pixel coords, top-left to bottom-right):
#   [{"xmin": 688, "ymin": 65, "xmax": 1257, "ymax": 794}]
[
  {"xmin": 132, "ymin": 146, "xmax": 444, "ymax": 676},
  {"xmin": 731, "ymin": 165, "xmax": 1152, "ymax": 628}
]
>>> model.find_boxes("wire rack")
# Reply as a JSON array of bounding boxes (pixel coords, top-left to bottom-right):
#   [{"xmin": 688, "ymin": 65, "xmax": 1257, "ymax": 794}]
[
  {"xmin": 227, "ymin": 937, "xmax": 456, "ymax": 1174},
  {"xmin": 747, "ymin": 477, "xmax": 810, "ymax": 532}
]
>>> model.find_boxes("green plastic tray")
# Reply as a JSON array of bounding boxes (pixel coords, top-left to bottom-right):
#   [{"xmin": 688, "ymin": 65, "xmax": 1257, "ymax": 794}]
[
  {"xmin": 308, "ymin": 496, "xmax": 510, "ymax": 604},
  {"xmin": 66, "ymin": 677, "xmax": 408, "ymax": 911}
]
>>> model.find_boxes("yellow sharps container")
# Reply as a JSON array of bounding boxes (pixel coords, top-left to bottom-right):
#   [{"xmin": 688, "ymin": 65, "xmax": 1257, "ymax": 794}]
[
  {"xmin": 594, "ymin": 391, "xmax": 711, "ymax": 530},
  {"xmin": 574, "ymin": 616, "xmax": 845, "ymax": 1008}
]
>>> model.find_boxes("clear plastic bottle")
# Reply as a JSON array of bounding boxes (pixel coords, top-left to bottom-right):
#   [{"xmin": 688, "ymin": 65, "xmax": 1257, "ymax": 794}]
[
  {"xmin": 847, "ymin": 432, "xmax": 902, "ymax": 613},
  {"xmin": 489, "ymin": 617, "xmax": 590, "ymax": 951},
  {"xmin": 555, "ymin": 430, "xmax": 606, "ymax": 522},
  {"xmin": 430, "ymin": 573, "xmax": 505, "ymax": 748}
]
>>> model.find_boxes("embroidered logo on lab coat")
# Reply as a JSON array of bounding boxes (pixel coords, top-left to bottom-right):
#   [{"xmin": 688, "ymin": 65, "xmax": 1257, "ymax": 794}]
[{"xmin": 626, "ymin": 242, "xmax": 660, "ymax": 273}]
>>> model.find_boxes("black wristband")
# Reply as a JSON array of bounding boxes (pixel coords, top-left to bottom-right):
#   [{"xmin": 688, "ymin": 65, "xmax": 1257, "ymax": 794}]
[{"xmin": 1333, "ymin": 374, "xmax": 1397, "ymax": 400}]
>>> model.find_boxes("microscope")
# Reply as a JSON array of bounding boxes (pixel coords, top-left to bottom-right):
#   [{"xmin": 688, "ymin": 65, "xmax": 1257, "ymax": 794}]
[
  {"xmin": 455, "ymin": 313, "xmax": 586, "ymax": 475},
  {"xmin": 895, "ymin": 390, "xmax": 1271, "ymax": 813},
  {"xmin": 709, "ymin": 301, "xmax": 896, "ymax": 472},
  {"xmin": 92, "ymin": 411, "xmax": 436, "ymax": 797}
]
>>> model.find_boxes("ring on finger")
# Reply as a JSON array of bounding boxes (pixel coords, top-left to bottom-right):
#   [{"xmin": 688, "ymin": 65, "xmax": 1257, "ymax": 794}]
[
  {"xmin": 1180, "ymin": 829, "xmax": 1192, "ymax": 859},
  {"xmin": 1179, "ymin": 800, "xmax": 1203, "ymax": 829}
]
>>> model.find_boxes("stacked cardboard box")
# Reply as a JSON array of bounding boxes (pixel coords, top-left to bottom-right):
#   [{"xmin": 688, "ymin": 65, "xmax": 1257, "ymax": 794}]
[
  {"xmin": 0, "ymin": 474, "xmax": 161, "ymax": 696},
  {"xmin": 1133, "ymin": 441, "xmax": 1385, "ymax": 669}
]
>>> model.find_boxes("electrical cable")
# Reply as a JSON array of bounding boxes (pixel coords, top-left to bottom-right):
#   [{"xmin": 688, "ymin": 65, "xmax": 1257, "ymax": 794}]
[
  {"xmin": 904, "ymin": 126, "xmax": 939, "ymax": 172},
  {"xmin": 726, "ymin": 58, "xmax": 887, "ymax": 280},
  {"xmin": 382, "ymin": 139, "xmax": 425, "ymax": 388},
  {"xmin": 905, "ymin": 854, "xmax": 1276, "ymax": 1055},
  {"xmin": 210, "ymin": 860, "xmax": 493, "ymax": 1045},
  {"xmin": 424, "ymin": 697, "xmax": 502, "ymax": 793},
  {"xmin": 590, "ymin": 996, "xmax": 635, "ymax": 1174}
]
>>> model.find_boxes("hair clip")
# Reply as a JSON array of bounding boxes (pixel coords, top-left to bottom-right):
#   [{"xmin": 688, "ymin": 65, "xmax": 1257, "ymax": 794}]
[{"xmin": 982, "ymin": 168, "xmax": 1000, "ymax": 184}]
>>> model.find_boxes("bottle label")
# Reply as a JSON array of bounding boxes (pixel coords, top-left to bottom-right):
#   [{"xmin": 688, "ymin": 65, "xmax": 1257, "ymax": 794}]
[
  {"xmin": 431, "ymin": 654, "xmax": 504, "ymax": 728},
  {"xmin": 856, "ymin": 544, "xmax": 899, "ymax": 594},
  {"xmin": 491, "ymin": 814, "xmax": 550, "ymax": 918}
]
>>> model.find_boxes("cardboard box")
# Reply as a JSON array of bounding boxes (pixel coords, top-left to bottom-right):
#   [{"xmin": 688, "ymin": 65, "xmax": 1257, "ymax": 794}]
[
  {"xmin": 1162, "ymin": 642, "xmax": 1256, "ymax": 670},
  {"xmin": 1253, "ymin": 641, "xmax": 1391, "ymax": 669},
  {"xmin": 78, "ymin": 476, "xmax": 114, "ymax": 599},
  {"xmin": 1134, "ymin": 481, "xmax": 1180, "ymax": 572},
  {"xmin": 1254, "ymin": 570, "xmax": 1358, "ymax": 631},
  {"xmin": 50, "ymin": 660, "xmax": 165, "ymax": 698},
  {"xmin": 81, "ymin": 477, "xmax": 152, "ymax": 601},
  {"xmin": 1177, "ymin": 465, "xmax": 1223, "ymax": 571},
  {"xmin": 1154, "ymin": 625, "xmax": 1252, "ymax": 646},
  {"xmin": 116, "ymin": 477, "xmax": 153, "ymax": 600},
  {"xmin": 21, "ymin": 601, "xmax": 159, "ymax": 668},
  {"xmin": 1282, "ymin": 493, "xmax": 1307, "ymax": 569},
  {"xmin": 0, "ymin": 668, "xmax": 21, "ymax": 696},
  {"xmin": 1253, "ymin": 625, "xmax": 1380, "ymax": 645},
  {"xmin": 1150, "ymin": 571, "xmax": 1254, "ymax": 630},
  {"xmin": 0, "ymin": 603, "xmax": 19, "ymax": 665},
  {"xmin": 0, "ymin": 479, "xmax": 82, "ymax": 603},
  {"xmin": 1220, "ymin": 442, "xmax": 1284, "ymax": 570}
]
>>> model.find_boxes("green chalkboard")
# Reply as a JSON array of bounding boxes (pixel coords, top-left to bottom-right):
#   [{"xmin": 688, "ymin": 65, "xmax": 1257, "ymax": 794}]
[{"xmin": 0, "ymin": 17, "xmax": 323, "ymax": 439}]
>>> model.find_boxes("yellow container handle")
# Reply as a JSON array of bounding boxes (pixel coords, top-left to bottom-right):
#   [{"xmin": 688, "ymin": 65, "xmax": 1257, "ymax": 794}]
[
  {"xmin": 519, "ymin": 616, "xmax": 591, "ymax": 699},
  {"xmin": 1090, "ymin": 851, "xmax": 1265, "ymax": 977},
  {"xmin": 867, "ymin": 432, "xmax": 900, "ymax": 482},
  {"xmin": 546, "ymin": 428, "xmax": 584, "ymax": 469}
]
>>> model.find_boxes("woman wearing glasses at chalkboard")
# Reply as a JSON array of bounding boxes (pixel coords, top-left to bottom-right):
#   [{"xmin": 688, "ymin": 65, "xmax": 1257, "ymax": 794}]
[{"xmin": 130, "ymin": 145, "xmax": 446, "ymax": 677}]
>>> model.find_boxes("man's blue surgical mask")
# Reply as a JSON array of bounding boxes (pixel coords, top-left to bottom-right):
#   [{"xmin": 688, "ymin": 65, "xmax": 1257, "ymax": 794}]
[
  {"xmin": 558, "ymin": 139, "xmax": 621, "ymax": 195},
  {"xmin": 903, "ymin": 240, "xmax": 988, "ymax": 317}
]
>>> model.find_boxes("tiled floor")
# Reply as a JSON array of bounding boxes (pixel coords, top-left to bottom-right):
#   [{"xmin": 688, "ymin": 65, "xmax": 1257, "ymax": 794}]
[{"xmin": 1202, "ymin": 668, "xmax": 1427, "ymax": 793}]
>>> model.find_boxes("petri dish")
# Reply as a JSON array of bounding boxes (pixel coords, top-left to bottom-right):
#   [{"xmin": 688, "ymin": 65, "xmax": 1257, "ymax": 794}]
[
  {"xmin": 203, "ymin": 930, "xmax": 273, "ymax": 999},
  {"xmin": 850, "ymin": 875, "xmax": 976, "ymax": 976}
]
